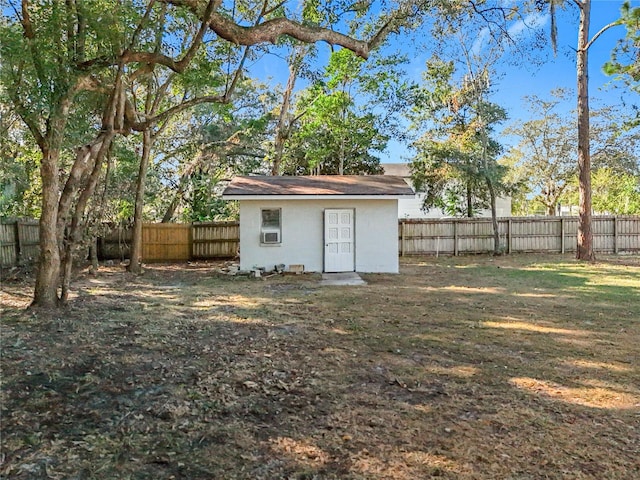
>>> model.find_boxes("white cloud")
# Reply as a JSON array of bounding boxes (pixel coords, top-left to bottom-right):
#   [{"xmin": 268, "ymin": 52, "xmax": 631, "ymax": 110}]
[
  {"xmin": 472, "ymin": 27, "xmax": 491, "ymax": 56},
  {"xmin": 508, "ymin": 12, "xmax": 550, "ymax": 39},
  {"xmin": 471, "ymin": 12, "xmax": 549, "ymax": 56}
]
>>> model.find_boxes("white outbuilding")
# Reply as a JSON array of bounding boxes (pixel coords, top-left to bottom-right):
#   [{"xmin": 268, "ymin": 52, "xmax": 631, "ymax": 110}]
[
  {"xmin": 222, "ymin": 175, "xmax": 414, "ymax": 273},
  {"xmin": 381, "ymin": 163, "xmax": 512, "ymax": 219}
]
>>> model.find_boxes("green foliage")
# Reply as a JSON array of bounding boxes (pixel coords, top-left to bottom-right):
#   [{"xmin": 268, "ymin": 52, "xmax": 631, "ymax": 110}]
[
  {"xmin": 186, "ymin": 172, "xmax": 240, "ymax": 222},
  {"xmin": 282, "ymin": 49, "xmax": 409, "ymax": 175},
  {"xmin": 168, "ymin": 81, "xmax": 275, "ymax": 222},
  {"xmin": 408, "ymin": 57, "xmax": 510, "ymax": 217},
  {"xmin": 561, "ymin": 168, "xmax": 640, "ymax": 215},
  {"xmin": 592, "ymin": 169, "xmax": 640, "ymax": 214},
  {"xmin": 503, "ymin": 90, "xmax": 576, "ymax": 215},
  {"xmin": 0, "ymin": 101, "xmax": 40, "ymax": 217},
  {"xmin": 114, "ymin": 199, "xmax": 134, "ymax": 220},
  {"xmin": 603, "ymin": 2, "xmax": 640, "ymax": 85},
  {"xmin": 99, "ymin": 137, "xmax": 139, "ymax": 223},
  {"xmin": 590, "ymin": 105, "xmax": 640, "ymax": 175},
  {"xmin": 602, "ymin": 2, "xmax": 640, "ymax": 127},
  {"xmin": 0, "ymin": 1, "xmax": 129, "ymax": 124},
  {"xmin": 0, "ymin": 145, "xmax": 42, "ymax": 218},
  {"xmin": 505, "ymin": 90, "xmax": 640, "ymax": 215},
  {"xmin": 325, "ymin": 48, "xmax": 364, "ymax": 89}
]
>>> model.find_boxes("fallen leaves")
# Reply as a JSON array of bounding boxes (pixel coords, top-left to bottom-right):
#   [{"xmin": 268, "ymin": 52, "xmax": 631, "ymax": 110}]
[{"xmin": 1, "ymin": 256, "xmax": 639, "ymax": 479}]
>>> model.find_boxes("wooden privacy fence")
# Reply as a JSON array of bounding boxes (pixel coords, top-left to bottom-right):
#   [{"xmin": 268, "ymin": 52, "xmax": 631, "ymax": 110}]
[
  {"xmin": 0, "ymin": 220, "xmax": 240, "ymax": 267},
  {"xmin": 5, "ymin": 217, "xmax": 640, "ymax": 267},
  {"xmin": 100, "ymin": 221, "xmax": 240, "ymax": 262},
  {"xmin": 142, "ymin": 223, "xmax": 191, "ymax": 262},
  {"xmin": 399, "ymin": 216, "xmax": 640, "ymax": 256},
  {"xmin": 192, "ymin": 221, "xmax": 240, "ymax": 259},
  {"xmin": 0, "ymin": 219, "xmax": 40, "ymax": 268}
]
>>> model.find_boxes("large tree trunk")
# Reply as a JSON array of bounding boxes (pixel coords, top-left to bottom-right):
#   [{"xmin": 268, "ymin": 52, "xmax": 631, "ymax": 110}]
[
  {"xmin": 32, "ymin": 148, "xmax": 62, "ymax": 307},
  {"xmin": 546, "ymin": 204, "xmax": 556, "ymax": 216},
  {"xmin": 89, "ymin": 237, "xmax": 99, "ymax": 275},
  {"xmin": 128, "ymin": 129, "xmax": 153, "ymax": 274},
  {"xmin": 466, "ymin": 183, "xmax": 473, "ymax": 218},
  {"xmin": 161, "ymin": 194, "xmax": 182, "ymax": 223},
  {"xmin": 161, "ymin": 169, "xmax": 194, "ymax": 222},
  {"xmin": 60, "ymin": 134, "xmax": 113, "ymax": 302},
  {"xmin": 271, "ymin": 48, "xmax": 304, "ymax": 175},
  {"xmin": 576, "ymin": 0, "xmax": 595, "ymax": 261}
]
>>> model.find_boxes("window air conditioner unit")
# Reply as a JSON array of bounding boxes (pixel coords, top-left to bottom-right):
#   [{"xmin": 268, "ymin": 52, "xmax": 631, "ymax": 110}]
[{"xmin": 261, "ymin": 230, "xmax": 280, "ymax": 244}]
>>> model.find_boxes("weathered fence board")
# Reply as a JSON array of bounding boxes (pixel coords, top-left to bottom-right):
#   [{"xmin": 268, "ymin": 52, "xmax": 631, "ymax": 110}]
[
  {"xmin": 617, "ymin": 217, "xmax": 640, "ymax": 253},
  {"xmin": 1, "ymin": 220, "xmax": 240, "ymax": 266},
  {"xmin": 0, "ymin": 219, "xmax": 40, "ymax": 268},
  {"xmin": 98, "ymin": 222, "xmax": 240, "ymax": 261},
  {"xmin": 97, "ymin": 224, "xmax": 131, "ymax": 260},
  {"xmin": 17, "ymin": 221, "xmax": 40, "ymax": 262},
  {"xmin": 399, "ymin": 216, "xmax": 640, "ymax": 256},
  {"xmin": 192, "ymin": 222, "xmax": 239, "ymax": 259},
  {"xmin": 4, "ymin": 216, "xmax": 639, "ymax": 267},
  {"xmin": 0, "ymin": 222, "xmax": 18, "ymax": 267}
]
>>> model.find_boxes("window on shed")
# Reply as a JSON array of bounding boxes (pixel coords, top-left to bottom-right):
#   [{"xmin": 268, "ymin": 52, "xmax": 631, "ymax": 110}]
[
  {"xmin": 261, "ymin": 209, "xmax": 281, "ymax": 229},
  {"xmin": 260, "ymin": 208, "xmax": 281, "ymax": 244}
]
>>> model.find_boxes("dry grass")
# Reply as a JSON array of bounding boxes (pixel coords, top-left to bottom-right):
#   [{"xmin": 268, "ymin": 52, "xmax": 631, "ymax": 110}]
[{"xmin": 1, "ymin": 254, "xmax": 639, "ymax": 479}]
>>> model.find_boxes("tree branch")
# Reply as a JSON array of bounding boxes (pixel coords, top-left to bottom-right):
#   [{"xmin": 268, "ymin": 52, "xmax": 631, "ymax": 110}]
[
  {"xmin": 163, "ymin": 0, "xmax": 371, "ymax": 58},
  {"xmin": 128, "ymin": 0, "xmax": 158, "ymax": 51},
  {"xmin": 222, "ymin": 0, "xmax": 274, "ymax": 101},
  {"xmin": 584, "ymin": 20, "xmax": 621, "ymax": 52},
  {"xmin": 263, "ymin": 0, "xmax": 287, "ymax": 18},
  {"xmin": 77, "ymin": 0, "xmax": 216, "ymax": 74},
  {"xmin": 20, "ymin": 0, "xmax": 49, "ymax": 86},
  {"xmin": 127, "ymin": 94, "xmax": 226, "ymax": 131}
]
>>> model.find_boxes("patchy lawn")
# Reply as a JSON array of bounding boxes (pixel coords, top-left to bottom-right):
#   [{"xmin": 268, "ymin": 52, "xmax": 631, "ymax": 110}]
[{"xmin": 1, "ymin": 254, "xmax": 639, "ymax": 479}]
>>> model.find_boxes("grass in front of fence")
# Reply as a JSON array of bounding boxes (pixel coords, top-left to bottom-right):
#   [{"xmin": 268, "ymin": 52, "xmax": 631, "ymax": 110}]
[{"xmin": 1, "ymin": 255, "xmax": 639, "ymax": 479}]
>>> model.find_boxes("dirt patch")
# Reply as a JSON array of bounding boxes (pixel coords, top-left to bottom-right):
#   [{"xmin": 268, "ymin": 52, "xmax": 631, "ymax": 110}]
[{"xmin": 1, "ymin": 255, "xmax": 639, "ymax": 479}]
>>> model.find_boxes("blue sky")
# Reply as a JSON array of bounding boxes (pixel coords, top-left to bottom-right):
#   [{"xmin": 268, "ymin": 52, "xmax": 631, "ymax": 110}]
[
  {"xmin": 255, "ymin": 1, "xmax": 638, "ymax": 164},
  {"xmin": 387, "ymin": 0, "xmax": 640, "ymax": 162},
  {"xmin": 486, "ymin": 0, "xmax": 638, "ymax": 118}
]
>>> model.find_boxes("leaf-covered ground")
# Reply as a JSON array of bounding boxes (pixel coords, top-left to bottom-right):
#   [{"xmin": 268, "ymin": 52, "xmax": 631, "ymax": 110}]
[{"xmin": 1, "ymin": 255, "xmax": 639, "ymax": 479}]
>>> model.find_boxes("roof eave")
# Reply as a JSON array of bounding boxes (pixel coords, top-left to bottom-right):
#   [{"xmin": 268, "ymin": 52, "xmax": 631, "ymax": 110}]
[{"xmin": 222, "ymin": 194, "xmax": 415, "ymax": 201}]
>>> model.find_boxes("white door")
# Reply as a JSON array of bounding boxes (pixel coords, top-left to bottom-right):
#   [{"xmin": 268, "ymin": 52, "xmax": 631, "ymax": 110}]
[{"xmin": 324, "ymin": 209, "xmax": 354, "ymax": 272}]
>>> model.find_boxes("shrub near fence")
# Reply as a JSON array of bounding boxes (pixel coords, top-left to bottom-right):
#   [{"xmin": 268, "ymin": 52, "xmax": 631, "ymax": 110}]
[{"xmin": 399, "ymin": 216, "xmax": 640, "ymax": 256}]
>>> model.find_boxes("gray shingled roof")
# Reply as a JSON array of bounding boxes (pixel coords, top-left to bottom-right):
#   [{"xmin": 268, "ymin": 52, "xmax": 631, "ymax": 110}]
[{"xmin": 223, "ymin": 175, "xmax": 414, "ymax": 196}]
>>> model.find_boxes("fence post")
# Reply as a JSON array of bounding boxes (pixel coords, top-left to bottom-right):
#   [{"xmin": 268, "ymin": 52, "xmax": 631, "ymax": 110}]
[
  {"xmin": 507, "ymin": 218, "xmax": 512, "ymax": 254},
  {"xmin": 453, "ymin": 220, "xmax": 458, "ymax": 256},
  {"xmin": 560, "ymin": 217, "xmax": 565, "ymax": 254},
  {"xmin": 15, "ymin": 220, "xmax": 23, "ymax": 263},
  {"xmin": 613, "ymin": 216, "xmax": 618, "ymax": 254},
  {"xmin": 400, "ymin": 220, "xmax": 405, "ymax": 257}
]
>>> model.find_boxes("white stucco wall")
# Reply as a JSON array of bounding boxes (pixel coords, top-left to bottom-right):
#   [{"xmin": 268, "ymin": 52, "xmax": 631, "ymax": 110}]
[{"xmin": 238, "ymin": 199, "xmax": 399, "ymax": 273}]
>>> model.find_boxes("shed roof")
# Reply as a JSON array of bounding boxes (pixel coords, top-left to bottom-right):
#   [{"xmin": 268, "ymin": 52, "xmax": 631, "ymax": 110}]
[{"xmin": 223, "ymin": 175, "xmax": 414, "ymax": 199}]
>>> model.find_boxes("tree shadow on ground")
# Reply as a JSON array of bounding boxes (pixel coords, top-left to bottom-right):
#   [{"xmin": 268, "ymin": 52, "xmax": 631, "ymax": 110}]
[{"xmin": 1, "ymin": 256, "xmax": 639, "ymax": 479}]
